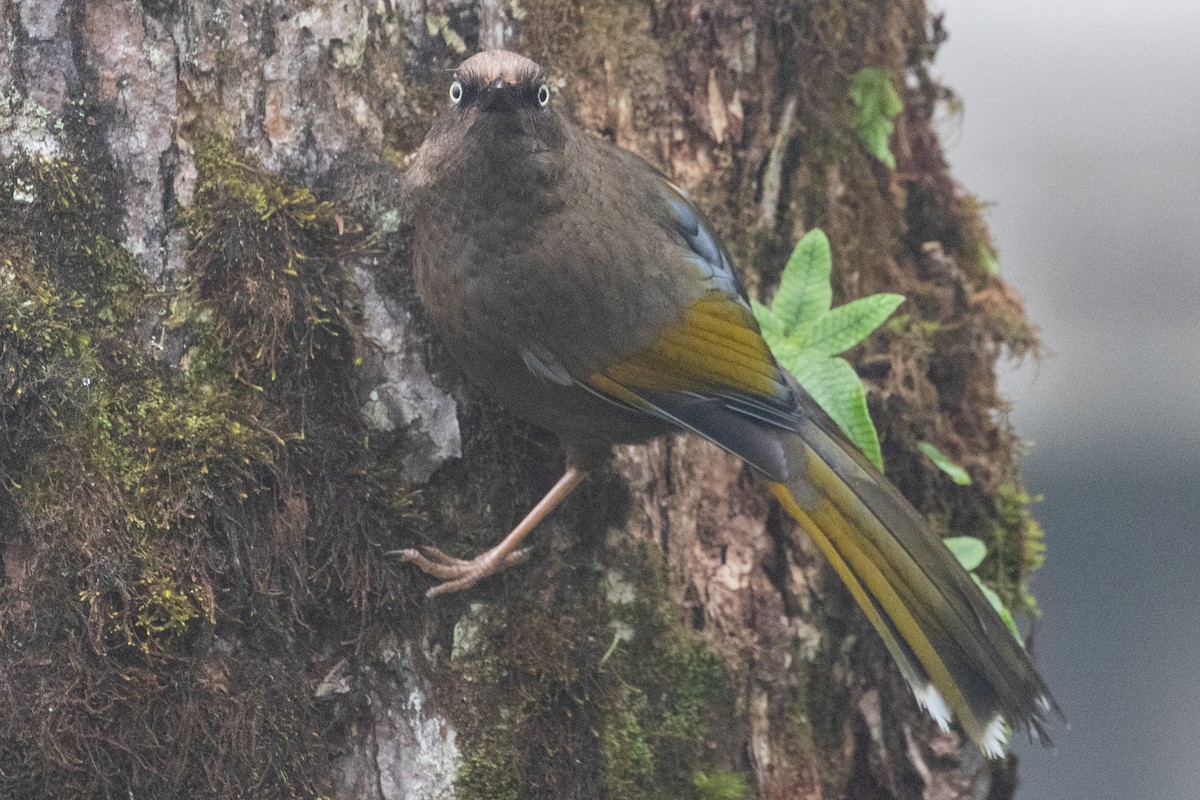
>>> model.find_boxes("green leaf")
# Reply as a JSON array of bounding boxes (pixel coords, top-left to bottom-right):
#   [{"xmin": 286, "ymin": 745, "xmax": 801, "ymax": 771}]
[
  {"xmin": 945, "ymin": 537, "xmax": 1026, "ymax": 646},
  {"xmin": 978, "ymin": 243, "xmax": 1000, "ymax": 275},
  {"xmin": 755, "ymin": 227, "xmax": 906, "ymax": 471},
  {"xmin": 770, "ymin": 229, "xmax": 832, "ymax": 332},
  {"xmin": 944, "ymin": 536, "xmax": 988, "ymax": 571},
  {"xmin": 789, "ymin": 357, "xmax": 884, "ymax": 469},
  {"xmin": 973, "ymin": 575, "xmax": 1024, "ymax": 645},
  {"xmin": 761, "ymin": 334, "xmax": 807, "ymax": 372},
  {"xmin": 849, "ymin": 68, "xmax": 903, "ymax": 169},
  {"xmin": 799, "ymin": 293, "xmax": 905, "ymax": 356},
  {"xmin": 750, "ymin": 299, "xmax": 785, "ymax": 343},
  {"xmin": 917, "ymin": 441, "xmax": 973, "ymax": 486}
]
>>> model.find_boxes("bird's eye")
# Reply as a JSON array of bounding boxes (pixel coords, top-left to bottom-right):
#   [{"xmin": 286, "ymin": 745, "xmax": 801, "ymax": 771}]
[
  {"xmin": 449, "ymin": 80, "xmax": 463, "ymax": 104},
  {"xmin": 537, "ymin": 84, "xmax": 550, "ymax": 107}
]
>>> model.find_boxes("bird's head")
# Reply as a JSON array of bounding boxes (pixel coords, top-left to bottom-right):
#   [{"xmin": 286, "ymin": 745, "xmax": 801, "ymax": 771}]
[
  {"xmin": 411, "ymin": 51, "xmax": 566, "ymax": 186},
  {"xmin": 450, "ymin": 50, "xmax": 551, "ymax": 115}
]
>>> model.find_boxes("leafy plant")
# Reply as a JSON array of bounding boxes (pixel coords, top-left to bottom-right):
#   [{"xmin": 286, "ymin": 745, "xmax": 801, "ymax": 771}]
[
  {"xmin": 944, "ymin": 536, "xmax": 1023, "ymax": 643},
  {"xmin": 849, "ymin": 67, "xmax": 903, "ymax": 169},
  {"xmin": 918, "ymin": 441, "xmax": 973, "ymax": 486},
  {"xmin": 754, "ymin": 230, "xmax": 1028, "ymax": 648},
  {"xmin": 753, "ymin": 229, "xmax": 904, "ymax": 468}
]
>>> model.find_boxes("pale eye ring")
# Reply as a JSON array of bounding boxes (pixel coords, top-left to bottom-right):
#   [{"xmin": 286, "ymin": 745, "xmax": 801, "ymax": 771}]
[
  {"xmin": 537, "ymin": 84, "xmax": 550, "ymax": 107},
  {"xmin": 449, "ymin": 80, "xmax": 463, "ymax": 104}
]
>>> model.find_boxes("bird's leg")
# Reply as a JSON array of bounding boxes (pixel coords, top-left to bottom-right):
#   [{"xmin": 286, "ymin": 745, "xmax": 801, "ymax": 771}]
[{"xmin": 391, "ymin": 464, "xmax": 588, "ymax": 598}]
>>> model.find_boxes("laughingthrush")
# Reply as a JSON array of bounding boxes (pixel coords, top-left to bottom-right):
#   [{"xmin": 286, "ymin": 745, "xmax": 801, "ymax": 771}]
[{"xmin": 397, "ymin": 49, "xmax": 1057, "ymax": 755}]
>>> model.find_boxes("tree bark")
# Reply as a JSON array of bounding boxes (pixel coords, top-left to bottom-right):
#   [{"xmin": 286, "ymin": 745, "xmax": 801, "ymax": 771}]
[{"xmin": 0, "ymin": 1, "xmax": 1042, "ymax": 799}]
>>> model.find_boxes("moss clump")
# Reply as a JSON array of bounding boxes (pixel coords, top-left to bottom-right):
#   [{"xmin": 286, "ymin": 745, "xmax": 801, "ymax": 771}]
[
  {"xmin": 602, "ymin": 536, "xmax": 746, "ymax": 798},
  {"xmin": 454, "ymin": 702, "xmax": 523, "ymax": 800},
  {"xmin": 445, "ymin": 528, "xmax": 751, "ymax": 800},
  {"xmin": 4, "ymin": 269, "xmax": 277, "ymax": 652},
  {"xmin": 987, "ymin": 477, "xmax": 1046, "ymax": 618},
  {"xmin": 0, "ymin": 247, "xmax": 89, "ymax": 433},
  {"xmin": 444, "ymin": 590, "xmax": 607, "ymax": 800},
  {"xmin": 182, "ymin": 136, "xmax": 367, "ymax": 394},
  {"xmin": 2, "ymin": 152, "xmax": 142, "ymax": 323},
  {"xmin": 599, "ymin": 688, "xmax": 657, "ymax": 797},
  {"xmin": 694, "ymin": 769, "xmax": 750, "ymax": 800},
  {"xmin": 0, "ymin": 135, "xmax": 415, "ymax": 798}
]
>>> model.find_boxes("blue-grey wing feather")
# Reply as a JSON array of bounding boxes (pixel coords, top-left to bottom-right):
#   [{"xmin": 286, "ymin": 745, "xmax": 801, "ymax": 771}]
[{"xmin": 664, "ymin": 192, "xmax": 751, "ymax": 308}]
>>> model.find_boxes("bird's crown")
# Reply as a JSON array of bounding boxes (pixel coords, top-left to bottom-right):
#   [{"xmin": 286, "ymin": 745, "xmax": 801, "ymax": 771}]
[{"xmin": 456, "ymin": 50, "xmax": 543, "ymax": 87}]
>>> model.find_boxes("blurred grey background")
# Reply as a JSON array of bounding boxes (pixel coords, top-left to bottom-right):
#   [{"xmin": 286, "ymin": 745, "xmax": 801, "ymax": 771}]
[{"xmin": 935, "ymin": 1, "xmax": 1200, "ymax": 797}]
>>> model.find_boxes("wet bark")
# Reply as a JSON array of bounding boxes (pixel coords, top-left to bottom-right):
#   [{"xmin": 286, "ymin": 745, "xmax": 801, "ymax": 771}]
[{"xmin": 0, "ymin": 1, "xmax": 1038, "ymax": 798}]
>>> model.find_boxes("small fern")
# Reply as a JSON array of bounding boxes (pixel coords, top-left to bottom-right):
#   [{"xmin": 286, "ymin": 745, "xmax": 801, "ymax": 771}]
[{"xmin": 753, "ymin": 229, "xmax": 903, "ymax": 468}]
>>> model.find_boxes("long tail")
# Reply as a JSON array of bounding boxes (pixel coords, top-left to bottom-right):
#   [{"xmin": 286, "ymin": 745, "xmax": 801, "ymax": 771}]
[
  {"xmin": 588, "ymin": 360, "xmax": 1058, "ymax": 753},
  {"xmin": 768, "ymin": 416, "xmax": 1057, "ymax": 755}
]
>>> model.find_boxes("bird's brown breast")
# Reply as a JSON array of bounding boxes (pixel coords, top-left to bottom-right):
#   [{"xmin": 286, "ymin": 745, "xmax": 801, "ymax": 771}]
[{"xmin": 410, "ymin": 124, "xmax": 695, "ymax": 445}]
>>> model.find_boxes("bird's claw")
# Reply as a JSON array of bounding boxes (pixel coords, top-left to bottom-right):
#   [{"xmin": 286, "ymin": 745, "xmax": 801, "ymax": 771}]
[{"xmin": 388, "ymin": 545, "xmax": 531, "ymax": 598}]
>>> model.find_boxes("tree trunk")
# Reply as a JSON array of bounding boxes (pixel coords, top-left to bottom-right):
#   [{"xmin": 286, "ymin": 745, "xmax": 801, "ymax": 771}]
[{"xmin": 0, "ymin": 1, "xmax": 1043, "ymax": 799}]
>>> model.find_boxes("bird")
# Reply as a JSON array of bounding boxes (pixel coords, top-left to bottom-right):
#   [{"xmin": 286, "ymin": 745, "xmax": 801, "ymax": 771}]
[{"xmin": 397, "ymin": 49, "xmax": 1057, "ymax": 756}]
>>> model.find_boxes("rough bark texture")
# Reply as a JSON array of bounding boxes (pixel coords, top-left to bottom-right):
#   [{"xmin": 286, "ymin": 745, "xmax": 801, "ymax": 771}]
[{"xmin": 0, "ymin": 1, "xmax": 1044, "ymax": 799}]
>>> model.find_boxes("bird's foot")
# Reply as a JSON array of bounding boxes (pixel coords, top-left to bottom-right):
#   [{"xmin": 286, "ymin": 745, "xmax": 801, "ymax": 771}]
[{"xmin": 389, "ymin": 545, "xmax": 532, "ymax": 598}]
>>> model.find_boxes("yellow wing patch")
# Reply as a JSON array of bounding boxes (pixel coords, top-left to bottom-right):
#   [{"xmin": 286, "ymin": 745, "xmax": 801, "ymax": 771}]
[{"xmin": 590, "ymin": 293, "xmax": 781, "ymax": 398}]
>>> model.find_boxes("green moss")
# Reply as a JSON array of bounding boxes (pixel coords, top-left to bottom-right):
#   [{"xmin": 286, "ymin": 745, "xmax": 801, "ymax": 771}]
[
  {"xmin": 1, "ymin": 153, "xmax": 280, "ymax": 653},
  {"xmin": 443, "ymin": 605, "xmax": 522, "ymax": 799},
  {"xmin": 600, "ymin": 688, "xmax": 656, "ymax": 798},
  {"xmin": 133, "ymin": 570, "xmax": 207, "ymax": 638},
  {"xmin": 0, "ymin": 252, "xmax": 89, "ymax": 414},
  {"xmin": 444, "ymin": 531, "xmax": 751, "ymax": 800},
  {"xmin": 597, "ymin": 536, "xmax": 748, "ymax": 798},
  {"xmin": 694, "ymin": 769, "xmax": 750, "ymax": 800},
  {"xmin": 2, "ymin": 153, "xmax": 102, "ymax": 238},
  {"xmin": 0, "ymin": 153, "xmax": 141, "ymax": 317},
  {"xmin": 885, "ymin": 312, "xmax": 941, "ymax": 344},
  {"xmin": 0, "ymin": 208, "xmax": 280, "ymax": 649},
  {"xmin": 181, "ymin": 136, "xmax": 366, "ymax": 392},
  {"xmin": 989, "ymin": 478, "xmax": 1045, "ymax": 618},
  {"xmin": 456, "ymin": 723, "xmax": 522, "ymax": 800},
  {"xmin": 0, "ymin": 135, "xmax": 411, "ymax": 797},
  {"xmin": 603, "ymin": 537, "xmax": 743, "ymax": 791}
]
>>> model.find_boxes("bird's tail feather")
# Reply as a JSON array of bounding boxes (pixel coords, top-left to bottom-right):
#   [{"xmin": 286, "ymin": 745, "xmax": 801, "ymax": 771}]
[
  {"xmin": 769, "ymin": 419, "xmax": 1056, "ymax": 755},
  {"xmin": 585, "ymin": 371, "xmax": 1057, "ymax": 753}
]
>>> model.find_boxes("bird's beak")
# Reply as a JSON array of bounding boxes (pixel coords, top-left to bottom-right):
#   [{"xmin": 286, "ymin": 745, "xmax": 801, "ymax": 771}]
[{"xmin": 479, "ymin": 78, "xmax": 520, "ymax": 112}]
